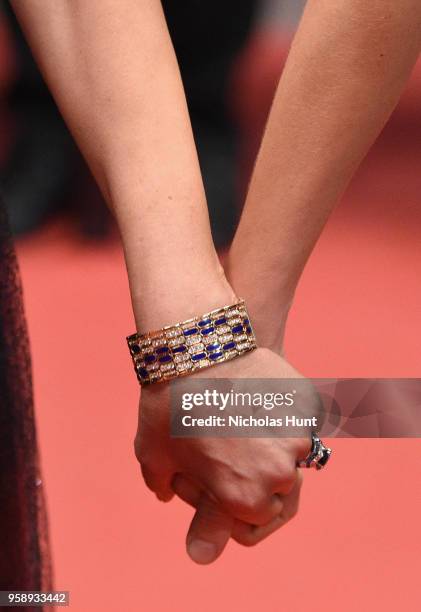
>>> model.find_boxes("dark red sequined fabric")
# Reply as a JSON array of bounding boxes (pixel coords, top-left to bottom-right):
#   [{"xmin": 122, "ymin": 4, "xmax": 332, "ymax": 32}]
[{"xmin": 0, "ymin": 201, "xmax": 52, "ymax": 609}]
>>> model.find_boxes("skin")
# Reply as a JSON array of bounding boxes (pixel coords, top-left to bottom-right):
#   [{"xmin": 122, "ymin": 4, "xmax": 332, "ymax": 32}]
[
  {"xmin": 136, "ymin": 348, "xmax": 312, "ymax": 562},
  {"xmin": 10, "ymin": 0, "xmax": 421, "ymax": 564},
  {"xmin": 228, "ymin": 0, "xmax": 421, "ymax": 353}
]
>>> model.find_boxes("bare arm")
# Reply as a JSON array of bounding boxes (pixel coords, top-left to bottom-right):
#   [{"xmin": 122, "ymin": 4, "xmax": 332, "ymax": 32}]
[
  {"xmin": 11, "ymin": 0, "xmax": 236, "ymax": 330},
  {"xmin": 227, "ymin": 0, "xmax": 421, "ymax": 351}
]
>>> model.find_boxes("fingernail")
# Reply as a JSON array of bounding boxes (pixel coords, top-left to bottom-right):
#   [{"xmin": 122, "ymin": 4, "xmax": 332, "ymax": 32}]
[{"xmin": 187, "ymin": 539, "xmax": 217, "ymax": 564}]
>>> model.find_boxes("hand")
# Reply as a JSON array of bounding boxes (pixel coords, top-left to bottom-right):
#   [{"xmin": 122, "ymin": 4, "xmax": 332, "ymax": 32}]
[{"xmin": 134, "ymin": 348, "xmax": 313, "ymax": 564}]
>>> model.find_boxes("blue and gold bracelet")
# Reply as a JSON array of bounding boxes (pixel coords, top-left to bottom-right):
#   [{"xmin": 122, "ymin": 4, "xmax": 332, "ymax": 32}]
[{"xmin": 127, "ymin": 299, "xmax": 257, "ymax": 385}]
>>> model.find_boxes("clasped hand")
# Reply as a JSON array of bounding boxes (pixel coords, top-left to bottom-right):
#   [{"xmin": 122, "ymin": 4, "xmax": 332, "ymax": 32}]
[{"xmin": 134, "ymin": 348, "xmax": 312, "ymax": 564}]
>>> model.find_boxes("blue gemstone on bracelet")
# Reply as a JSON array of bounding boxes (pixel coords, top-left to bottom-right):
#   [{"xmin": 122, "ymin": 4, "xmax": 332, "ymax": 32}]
[
  {"xmin": 172, "ymin": 345, "xmax": 186, "ymax": 353},
  {"xmin": 215, "ymin": 317, "xmax": 227, "ymax": 326},
  {"xmin": 183, "ymin": 327, "xmax": 198, "ymax": 336},
  {"xmin": 209, "ymin": 351, "xmax": 224, "ymax": 360},
  {"xmin": 201, "ymin": 326, "xmax": 215, "ymax": 335},
  {"xmin": 198, "ymin": 318, "xmax": 212, "ymax": 327},
  {"xmin": 245, "ymin": 326, "xmax": 252, "ymax": 334},
  {"xmin": 223, "ymin": 342, "xmax": 236, "ymax": 351},
  {"xmin": 130, "ymin": 344, "xmax": 140, "ymax": 354},
  {"xmin": 138, "ymin": 368, "xmax": 148, "ymax": 378},
  {"xmin": 191, "ymin": 352, "xmax": 206, "ymax": 362},
  {"xmin": 206, "ymin": 343, "xmax": 221, "ymax": 352},
  {"xmin": 231, "ymin": 325, "xmax": 244, "ymax": 334},
  {"xmin": 144, "ymin": 354, "xmax": 156, "ymax": 363},
  {"xmin": 159, "ymin": 355, "xmax": 172, "ymax": 363},
  {"xmin": 243, "ymin": 318, "xmax": 249, "ymax": 325},
  {"xmin": 156, "ymin": 346, "xmax": 169, "ymax": 355}
]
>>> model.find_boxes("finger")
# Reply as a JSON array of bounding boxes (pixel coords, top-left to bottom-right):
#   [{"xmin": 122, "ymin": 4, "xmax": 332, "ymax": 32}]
[
  {"xmin": 174, "ymin": 473, "xmax": 285, "ymax": 526},
  {"xmin": 174, "ymin": 474, "xmax": 282, "ymax": 524},
  {"xmin": 220, "ymin": 486, "xmax": 289, "ymax": 526},
  {"xmin": 232, "ymin": 470, "xmax": 303, "ymax": 547},
  {"xmin": 236, "ymin": 493, "xmax": 284, "ymax": 526},
  {"xmin": 173, "ymin": 473, "xmax": 274, "ymax": 541},
  {"xmin": 294, "ymin": 436, "xmax": 313, "ymax": 464},
  {"xmin": 172, "ymin": 473, "xmax": 201, "ymax": 507},
  {"xmin": 140, "ymin": 463, "xmax": 175, "ymax": 502},
  {"xmin": 186, "ymin": 494, "xmax": 233, "ymax": 565}
]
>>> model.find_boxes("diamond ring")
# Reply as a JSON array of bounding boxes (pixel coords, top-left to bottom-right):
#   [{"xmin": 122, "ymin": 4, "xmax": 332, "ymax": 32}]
[{"xmin": 298, "ymin": 433, "xmax": 332, "ymax": 470}]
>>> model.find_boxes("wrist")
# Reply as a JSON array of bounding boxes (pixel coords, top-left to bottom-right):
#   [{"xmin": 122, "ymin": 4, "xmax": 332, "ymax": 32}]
[
  {"xmin": 242, "ymin": 294, "xmax": 292, "ymax": 354},
  {"xmin": 131, "ymin": 264, "xmax": 238, "ymax": 332},
  {"xmin": 224, "ymin": 253, "xmax": 294, "ymax": 353}
]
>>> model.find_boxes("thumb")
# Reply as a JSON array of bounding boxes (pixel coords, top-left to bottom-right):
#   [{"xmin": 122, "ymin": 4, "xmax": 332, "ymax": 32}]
[{"xmin": 186, "ymin": 494, "xmax": 233, "ymax": 565}]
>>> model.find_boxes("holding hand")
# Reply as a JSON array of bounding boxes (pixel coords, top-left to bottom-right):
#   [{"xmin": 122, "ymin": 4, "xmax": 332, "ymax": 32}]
[{"xmin": 135, "ymin": 348, "xmax": 312, "ymax": 564}]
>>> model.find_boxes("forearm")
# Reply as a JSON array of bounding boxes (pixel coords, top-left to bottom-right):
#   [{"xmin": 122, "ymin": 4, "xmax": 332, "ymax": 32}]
[
  {"xmin": 11, "ymin": 0, "xmax": 235, "ymax": 331},
  {"xmin": 227, "ymin": 0, "xmax": 421, "ymax": 349}
]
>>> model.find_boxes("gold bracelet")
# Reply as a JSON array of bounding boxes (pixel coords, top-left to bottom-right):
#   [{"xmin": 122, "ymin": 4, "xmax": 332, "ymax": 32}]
[{"xmin": 126, "ymin": 299, "xmax": 257, "ymax": 385}]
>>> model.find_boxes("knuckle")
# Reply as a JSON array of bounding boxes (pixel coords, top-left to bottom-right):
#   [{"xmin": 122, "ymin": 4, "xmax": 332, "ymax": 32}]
[
  {"xmin": 139, "ymin": 462, "xmax": 162, "ymax": 494},
  {"xmin": 284, "ymin": 501, "xmax": 299, "ymax": 522},
  {"xmin": 222, "ymin": 486, "xmax": 267, "ymax": 518},
  {"xmin": 134, "ymin": 437, "xmax": 154, "ymax": 469},
  {"xmin": 140, "ymin": 464, "xmax": 154, "ymax": 487},
  {"xmin": 236, "ymin": 533, "xmax": 259, "ymax": 547},
  {"xmin": 234, "ymin": 524, "xmax": 274, "ymax": 547},
  {"xmin": 283, "ymin": 437, "xmax": 311, "ymax": 461},
  {"xmin": 295, "ymin": 436, "xmax": 312, "ymax": 460},
  {"xmin": 133, "ymin": 435, "xmax": 143, "ymax": 463},
  {"xmin": 232, "ymin": 525, "xmax": 260, "ymax": 547},
  {"xmin": 295, "ymin": 469, "xmax": 304, "ymax": 489},
  {"xmin": 275, "ymin": 464, "xmax": 297, "ymax": 494}
]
